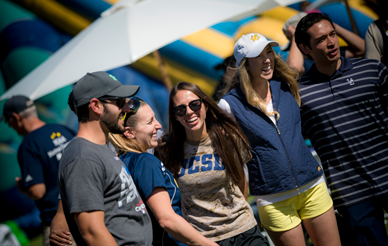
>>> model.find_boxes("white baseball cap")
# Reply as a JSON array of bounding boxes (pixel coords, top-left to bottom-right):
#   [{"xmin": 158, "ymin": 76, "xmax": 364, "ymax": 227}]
[{"xmin": 234, "ymin": 33, "xmax": 279, "ymax": 67}]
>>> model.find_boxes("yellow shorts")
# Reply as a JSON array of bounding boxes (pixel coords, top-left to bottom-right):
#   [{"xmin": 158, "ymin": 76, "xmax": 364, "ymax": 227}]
[{"xmin": 258, "ymin": 182, "xmax": 333, "ymax": 232}]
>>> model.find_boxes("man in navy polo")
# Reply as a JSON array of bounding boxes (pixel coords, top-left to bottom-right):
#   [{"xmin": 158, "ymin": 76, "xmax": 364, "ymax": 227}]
[
  {"xmin": 295, "ymin": 13, "xmax": 388, "ymax": 246},
  {"xmin": 1, "ymin": 95, "xmax": 75, "ymax": 246}
]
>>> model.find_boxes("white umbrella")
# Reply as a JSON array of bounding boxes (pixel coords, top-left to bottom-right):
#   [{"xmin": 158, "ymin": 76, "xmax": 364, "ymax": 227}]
[{"xmin": 1, "ymin": 0, "xmax": 302, "ymax": 101}]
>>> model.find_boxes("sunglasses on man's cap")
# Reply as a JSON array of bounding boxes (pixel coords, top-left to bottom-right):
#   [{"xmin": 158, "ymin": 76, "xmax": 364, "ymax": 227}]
[{"xmin": 121, "ymin": 97, "xmax": 143, "ymax": 122}]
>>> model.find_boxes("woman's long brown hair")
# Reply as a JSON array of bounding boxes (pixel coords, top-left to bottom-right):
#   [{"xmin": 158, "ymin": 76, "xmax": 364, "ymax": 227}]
[{"xmin": 162, "ymin": 82, "xmax": 251, "ymax": 185}]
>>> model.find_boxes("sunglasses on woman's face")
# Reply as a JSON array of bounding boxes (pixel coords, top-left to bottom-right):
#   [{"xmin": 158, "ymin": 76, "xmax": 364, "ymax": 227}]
[
  {"xmin": 98, "ymin": 96, "xmax": 126, "ymax": 109},
  {"xmin": 121, "ymin": 97, "xmax": 143, "ymax": 122},
  {"xmin": 173, "ymin": 98, "xmax": 202, "ymax": 117}
]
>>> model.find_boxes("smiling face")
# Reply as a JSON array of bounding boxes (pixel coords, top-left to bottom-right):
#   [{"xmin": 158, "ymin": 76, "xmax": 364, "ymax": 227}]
[
  {"xmin": 127, "ymin": 104, "xmax": 162, "ymax": 150},
  {"xmin": 246, "ymin": 45, "xmax": 275, "ymax": 83},
  {"xmin": 173, "ymin": 90, "xmax": 208, "ymax": 141},
  {"xmin": 302, "ymin": 20, "xmax": 340, "ymax": 64}
]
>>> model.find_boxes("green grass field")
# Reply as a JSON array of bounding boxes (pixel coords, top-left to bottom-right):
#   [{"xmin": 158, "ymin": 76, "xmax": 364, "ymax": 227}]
[{"xmin": 27, "ymin": 234, "xmax": 42, "ymax": 246}]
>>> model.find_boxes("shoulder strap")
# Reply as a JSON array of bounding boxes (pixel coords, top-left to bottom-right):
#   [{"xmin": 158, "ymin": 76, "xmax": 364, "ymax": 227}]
[{"xmin": 374, "ymin": 18, "xmax": 388, "ymax": 65}]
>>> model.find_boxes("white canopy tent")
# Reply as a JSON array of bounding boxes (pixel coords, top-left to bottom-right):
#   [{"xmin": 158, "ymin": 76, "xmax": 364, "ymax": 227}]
[{"xmin": 1, "ymin": 0, "xmax": 303, "ymax": 101}]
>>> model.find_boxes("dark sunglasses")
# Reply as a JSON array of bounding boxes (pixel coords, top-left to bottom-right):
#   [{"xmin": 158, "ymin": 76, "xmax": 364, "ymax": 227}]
[
  {"xmin": 98, "ymin": 96, "xmax": 126, "ymax": 109},
  {"xmin": 173, "ymin": 98, "xmax": 202, "ymax": 117},
  {"xmin": 122, "ymin": 97, "xmax": 143, "ymax": 122}
]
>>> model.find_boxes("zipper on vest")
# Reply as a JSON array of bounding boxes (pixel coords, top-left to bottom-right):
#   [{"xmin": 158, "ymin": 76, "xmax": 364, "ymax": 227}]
[{"xmin": 274, "ymin": 117, "xmax": 298, "ymax": 188}]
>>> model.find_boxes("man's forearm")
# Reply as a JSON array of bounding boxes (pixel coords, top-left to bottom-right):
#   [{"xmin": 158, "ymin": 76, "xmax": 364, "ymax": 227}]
[
  {"xmin": 75, "ymin": 211, "xmax": 118, "ymax": 246},
  {"xmin": 81, "ymin": 227, "xmax": 117, "ymax": 246},
  {"xmin": 25, "ymin": 184, "xmax": 46, "ymax": 200},
  {"xmin": 50, "ymin": 200, "xmax": 74, "ymax": 246},
  {"xmin": 335, "ymin": 23, "xmax": 365, "ymax": 57},
  {"xmin": 51, "ymin": 210, "xmax": 69, "ymax": 231},
  {"xmin": 16, "ymin": 178, "xmax": 46, "ymax": 200}
]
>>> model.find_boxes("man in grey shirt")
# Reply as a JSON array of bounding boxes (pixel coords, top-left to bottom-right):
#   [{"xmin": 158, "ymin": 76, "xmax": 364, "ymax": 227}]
[{"xmin": 57, "ymin": 71, "xmax": 152, "ymax": 246}]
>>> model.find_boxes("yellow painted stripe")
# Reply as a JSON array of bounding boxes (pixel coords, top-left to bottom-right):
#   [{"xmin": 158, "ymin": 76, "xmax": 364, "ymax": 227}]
[
  {"xmin": 234, "ymin": 17, "xmax": 289, "ymax": 46},
  {"xmin": 131, "ymin": 55, "xmax": 217, "ymax": 96},
  {"xmin": 348, "ymin": 0, "xmax": 378, "ymax": 20},
  {"xmin": 102, "ymin": 0, "xmax": 118, "ymax": 5},
  {"xmin": 260, "ymin": 6, "xmax": 299, "ymax": 23},
  {"xmin": 338, "ymin": 37, "xmax": 347, "ymax": 47},
  {"xmin": 182, "ymin": 28, "xmax": 234, "ymax": 59},
  {"xmin": 181, "ymin": 7, "xmax": 298, "ymax": 58},
  {"xmin": 18, "ymin": 0, "xmax": 90, "ymax": 36}
]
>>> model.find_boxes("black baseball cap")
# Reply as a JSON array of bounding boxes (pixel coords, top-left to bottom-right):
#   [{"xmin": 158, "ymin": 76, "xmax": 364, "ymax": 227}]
[
  {"xmin": 1, "ymin": 95, "xmax": 35, "ymax": 122},
  {"xmin": 72, "ymin": 71, "xmax": 140, "ymax": 108}
]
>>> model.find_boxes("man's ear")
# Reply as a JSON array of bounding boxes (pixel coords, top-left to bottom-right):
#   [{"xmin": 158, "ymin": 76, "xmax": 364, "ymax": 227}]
[
  {"xmin": 298, "ymin": 43, "xmax": 311, "ymax": 56},
  {"xmin": 11, "ymin": 112, "xmax": 21, "ymax": 122},
  {"xmin": 123, "ymin": 126, "xmax": 135, "ymax": 139},
  {"xmin": 90, "ymin": 98, "xmax": 103, "ymax": 115}
]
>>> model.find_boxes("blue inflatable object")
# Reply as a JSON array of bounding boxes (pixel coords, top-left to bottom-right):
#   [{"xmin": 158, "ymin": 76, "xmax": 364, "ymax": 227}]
[
  {"xmin": 160, "ymin": 40, "xmax": 224, "ymax": 80},
  {"xmin": 288, "ymin": 1, "xmax": 374, "ymax": 39},
  {"xmin": 211, "ymin": 16, "xmax": 257, "ymax": 37},
  {"xmin": 56, "ymin": 0, "xmax": 110, "ymax": 20},
  {"xmin": 0, "ymin": 0, "xmax": 35, "ymax": 33},
  {"xmin": 0, "ymin": 19, "xmax": 71, "ymax": 61},
  {"xmin": 320, "ymin": 3, "xmax": 373, "ymax": 39},
  {"xmin": 0, "ymin": 186, "xmax": 37, "ymax": 223},
  {"xmin": 108, "ymin": 66, "xmax": 170, "ymax": 129}
]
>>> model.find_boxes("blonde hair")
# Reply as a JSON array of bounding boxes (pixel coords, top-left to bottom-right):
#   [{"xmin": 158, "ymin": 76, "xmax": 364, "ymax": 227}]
[
  {"xmin": 108, "ymin": 100, "xmax": 148, "ymax": 155},
  {"xmin": 108, "ymin": 133, "xmax": 146, "ymax": 155},
  {"xmin": 231, "ymin": 48, "xmax": 300, "ymax": 118}
]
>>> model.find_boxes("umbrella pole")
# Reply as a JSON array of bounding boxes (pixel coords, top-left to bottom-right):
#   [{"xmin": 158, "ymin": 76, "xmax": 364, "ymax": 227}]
[
  {"xmin": 343, "ymin": 0, "xmax": 359, "ymax": 36},
  {"xmin": 153, "ymin": 50, "xmax": 173, "ymax": 90}
]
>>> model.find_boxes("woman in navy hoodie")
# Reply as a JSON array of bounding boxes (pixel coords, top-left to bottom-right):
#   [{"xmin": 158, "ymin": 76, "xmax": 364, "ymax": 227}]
[{"xmin": 219, "ymin": 33, "xmax": 341, "ymax": 246}]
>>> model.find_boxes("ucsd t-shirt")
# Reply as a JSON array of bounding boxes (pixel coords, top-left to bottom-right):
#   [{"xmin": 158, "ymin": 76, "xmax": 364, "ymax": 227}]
[
  {"xmin": 58, "ymin": 137, "xmax": 152, "ymax": 246},
  {"xmin": 178, "ymin": 135, "xmax": 257, "ymax": 242}
]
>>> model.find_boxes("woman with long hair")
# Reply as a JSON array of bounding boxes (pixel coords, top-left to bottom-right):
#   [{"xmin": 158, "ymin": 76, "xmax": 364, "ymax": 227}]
[
  {"xmin": 218, "ymin": 33, "xmax": 341, "ymax": 246},
  {"xmin": 161, "ymin": 82, "xmax": 268, "ymax": 246},
  {"xmin": 108, "ymin": 98, "xmax": 217, "ymax": 246}
]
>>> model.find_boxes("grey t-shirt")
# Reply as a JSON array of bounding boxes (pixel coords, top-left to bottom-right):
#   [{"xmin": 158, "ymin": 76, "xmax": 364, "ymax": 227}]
[{"xmin": 58, "ymin": 137, "xmax": 152, "ymax": 246}]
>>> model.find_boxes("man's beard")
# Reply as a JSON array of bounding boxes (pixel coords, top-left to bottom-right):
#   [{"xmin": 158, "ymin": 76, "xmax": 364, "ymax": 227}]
[{"xmin": 100, "ymin": 106, "xmax": 125, "ymax": 134}]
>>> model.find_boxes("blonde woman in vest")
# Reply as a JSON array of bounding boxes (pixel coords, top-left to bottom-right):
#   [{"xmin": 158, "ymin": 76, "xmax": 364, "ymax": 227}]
[{"xmin": 218, "ymin": 33, "xmax": 341, "ymax": 246}]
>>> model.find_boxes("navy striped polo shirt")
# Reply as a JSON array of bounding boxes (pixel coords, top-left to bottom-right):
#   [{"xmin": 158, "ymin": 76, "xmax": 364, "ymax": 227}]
[{"xmin": 299, "ymin": 56, "xmax": 388, "ymax": 208}]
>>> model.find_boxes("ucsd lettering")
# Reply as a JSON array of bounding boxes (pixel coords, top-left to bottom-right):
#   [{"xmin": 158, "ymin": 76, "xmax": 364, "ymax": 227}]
[
  {"xmin": 179, "ymin": 153, "xmax": 225, "ymax": 177},
  {"xmin": 177, "ymin": 135, "xmax": 257, "ymax": 241}
]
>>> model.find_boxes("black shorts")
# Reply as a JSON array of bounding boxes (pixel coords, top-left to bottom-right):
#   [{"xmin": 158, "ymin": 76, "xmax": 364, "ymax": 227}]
[{"xmin": 216, "ymin": 226, "xmax": 269, "ymax": 246}]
